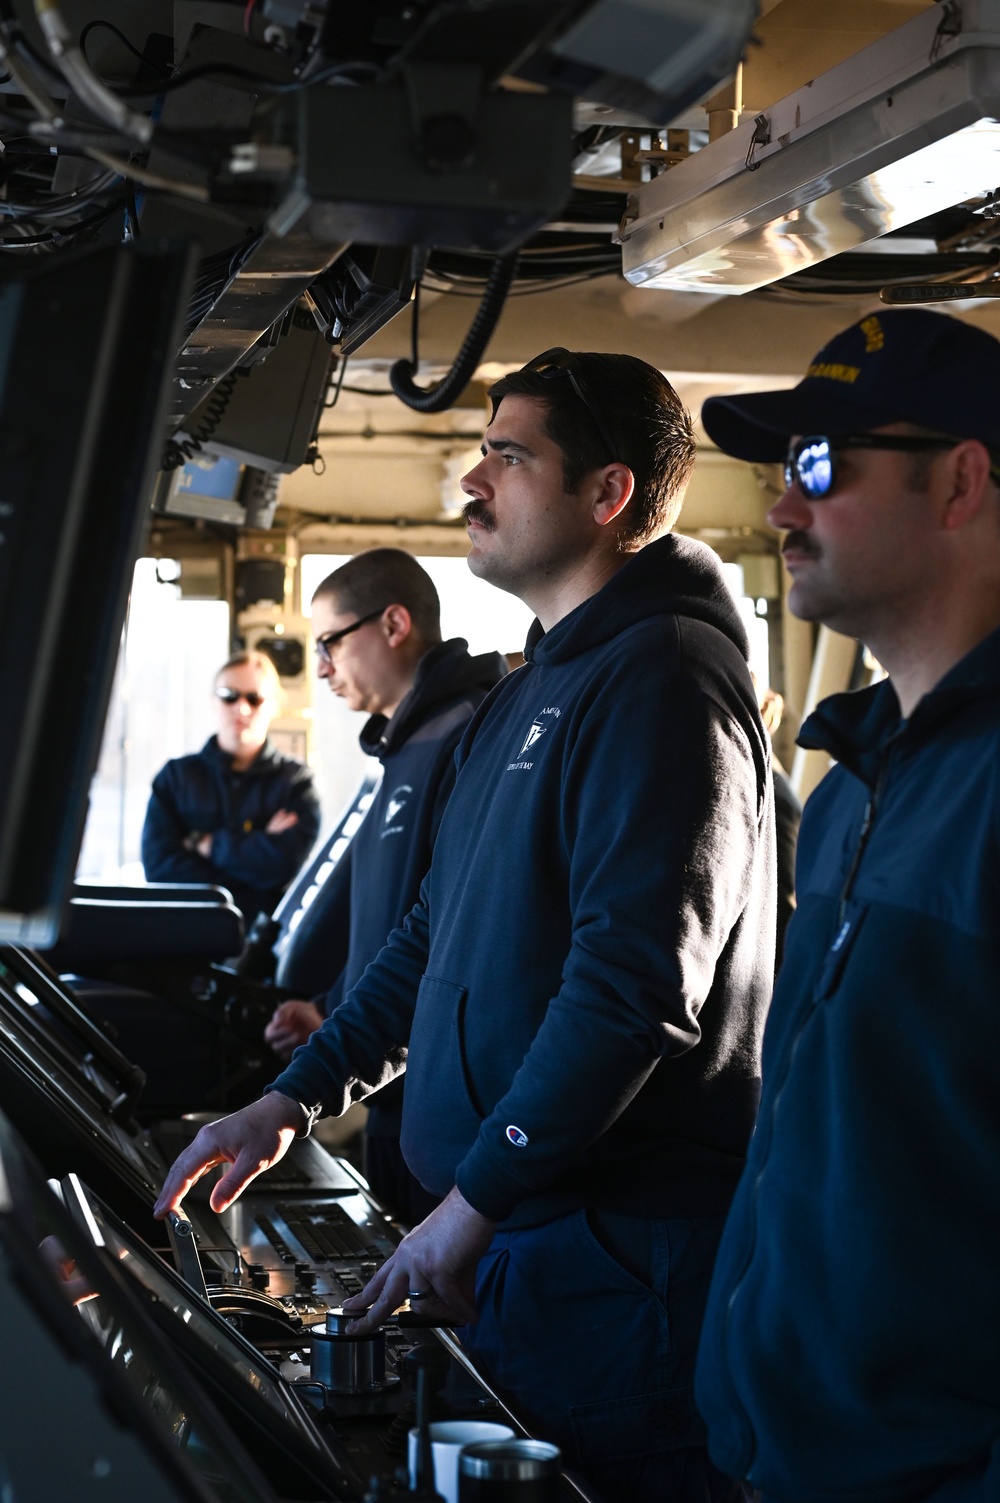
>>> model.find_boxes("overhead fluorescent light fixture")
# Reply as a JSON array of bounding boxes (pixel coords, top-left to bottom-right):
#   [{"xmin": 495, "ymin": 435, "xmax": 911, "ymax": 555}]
[{"xmin": 619, "ymin": 0, "xmax": 1000, "ymax": 293}]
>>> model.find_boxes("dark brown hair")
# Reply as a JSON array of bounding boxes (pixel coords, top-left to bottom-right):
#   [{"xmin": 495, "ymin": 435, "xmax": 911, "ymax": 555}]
[
  {"xmin": 312, "ymin": 548, "xmax": 442, "ymax": 642},
  {"xmin": 488, "ymin": 352, "xmax": 696, "ymax": 547}
]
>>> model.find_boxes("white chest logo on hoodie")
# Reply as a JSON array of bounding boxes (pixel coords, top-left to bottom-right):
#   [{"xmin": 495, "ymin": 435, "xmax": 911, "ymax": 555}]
[
  {"xmin": 507, "ymin": 708, "xmax": 561, "ymax": 773},
  {"xmin": 381, "ymin": 784, "xmax": 413, "ymax": 838},
  {"xmin": 519, "ymin": 721, "xmax": 546, "ymax": 757}
]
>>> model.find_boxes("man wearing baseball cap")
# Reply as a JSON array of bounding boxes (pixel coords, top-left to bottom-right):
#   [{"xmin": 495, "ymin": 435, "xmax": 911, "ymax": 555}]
[{"xmin": 694, "ymin": 309, "xmax": 1000, "ymax": 1502}]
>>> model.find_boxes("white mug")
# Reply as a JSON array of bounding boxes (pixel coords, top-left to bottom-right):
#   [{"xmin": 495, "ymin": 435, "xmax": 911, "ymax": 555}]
[{"xmin": 408, "ymin": 1420, "xmax": 516, "ymax": 1503}]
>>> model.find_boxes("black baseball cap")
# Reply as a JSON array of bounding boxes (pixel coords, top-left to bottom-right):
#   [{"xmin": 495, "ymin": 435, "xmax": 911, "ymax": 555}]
[{"xmin": 702, "ymin": 309, "xmax": 1000, "ymax": 462}]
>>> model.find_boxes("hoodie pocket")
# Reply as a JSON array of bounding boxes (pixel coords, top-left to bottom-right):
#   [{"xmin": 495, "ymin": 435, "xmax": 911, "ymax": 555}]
[{"xmin": 399, "ymin": 975, "xmax": 484, "ymax": 1194}]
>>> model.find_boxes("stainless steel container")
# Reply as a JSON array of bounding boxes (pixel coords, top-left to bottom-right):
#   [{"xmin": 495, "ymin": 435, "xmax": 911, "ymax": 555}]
[{"xmin": 458, "ymin": 1439, "xmax": 561, "ymax": 1501}]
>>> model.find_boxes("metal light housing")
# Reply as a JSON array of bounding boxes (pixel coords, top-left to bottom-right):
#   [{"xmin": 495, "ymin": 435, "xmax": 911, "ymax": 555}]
[{"xmin": 619, "ymin": 0, "xmax": 1000, "ymax": 294}]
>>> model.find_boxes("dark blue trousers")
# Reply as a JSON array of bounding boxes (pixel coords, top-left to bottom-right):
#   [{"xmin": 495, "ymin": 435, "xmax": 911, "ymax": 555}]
[{"xmin": 460, "ymin": 1208, "xmax": 748, "ymax": 1503}]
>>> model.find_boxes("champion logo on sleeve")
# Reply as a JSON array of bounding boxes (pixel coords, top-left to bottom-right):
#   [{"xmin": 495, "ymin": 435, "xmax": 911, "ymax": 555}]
[{"xmin": 506, "ymin": 1125, "xmax": 529, "ymax": 1148}]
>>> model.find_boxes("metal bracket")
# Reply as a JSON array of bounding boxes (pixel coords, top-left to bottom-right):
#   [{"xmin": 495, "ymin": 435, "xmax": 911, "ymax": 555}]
[
  {"xmin": 930, "ymin": 0, "xmax": 962, "ymax": 63},
  {"xmin": 745, "ymin": 112, "xmax": 771, "ymax": 172}
]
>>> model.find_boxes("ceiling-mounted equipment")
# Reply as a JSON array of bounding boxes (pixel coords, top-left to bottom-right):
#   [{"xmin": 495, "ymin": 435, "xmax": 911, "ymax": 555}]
[
  {"xmin": 619, "ymin": 0, "xmax": 1000, "ymax": 295},
  {"xmin": 512, "ymin": 0, "xmax": 759, "ymax": 124}
]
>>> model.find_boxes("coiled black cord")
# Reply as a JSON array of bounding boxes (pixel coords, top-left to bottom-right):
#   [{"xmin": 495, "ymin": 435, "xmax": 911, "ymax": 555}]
[
  {"xmin": 161, "ymin": 368, "xmax": 245, "ymax": 471},
  {"xmin": 389, "ymin": 251, "xmax": 517, "ymax": 413}
]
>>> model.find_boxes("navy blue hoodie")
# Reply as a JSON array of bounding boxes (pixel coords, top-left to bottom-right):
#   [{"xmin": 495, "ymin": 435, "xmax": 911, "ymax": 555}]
[
  {"xmin": 696, "ymin": 625, "xmax": 1000, "ymax": 1503},
  {"xmin": 272, "ymin": 535, "xmax": 775, "ymax": 1227},
  {"xmin": 323, "ymin": 639, "xmax": 506, "ymax": 1136},
  {"xmin": 142, "ymin": 737, "xmax": 320, "ymax": 923}
]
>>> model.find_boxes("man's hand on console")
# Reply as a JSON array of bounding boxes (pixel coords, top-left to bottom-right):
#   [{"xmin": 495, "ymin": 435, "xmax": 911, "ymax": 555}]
[
  {"xmin": 153, "ymin": 1093, "xmax": 305, "ymax": 1219},
  {"xmin": 264, "ymin": 999, "xmax": 325, "ymax": 1060},
  {"xmin": 342, "ymin": 1186, "xmax": 495, "ymax": 1333}
]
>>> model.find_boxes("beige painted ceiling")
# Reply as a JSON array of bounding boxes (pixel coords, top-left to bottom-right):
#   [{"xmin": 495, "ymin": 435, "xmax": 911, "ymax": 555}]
[{"xmin": 278, "ymin": 0, "xmax": 984, "ymax": 540}]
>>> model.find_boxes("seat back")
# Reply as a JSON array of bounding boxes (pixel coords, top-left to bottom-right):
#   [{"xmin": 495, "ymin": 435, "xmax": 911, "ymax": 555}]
[{"xmin": 49, "ymin": 888, "xmax": 244, "ymax": 968}]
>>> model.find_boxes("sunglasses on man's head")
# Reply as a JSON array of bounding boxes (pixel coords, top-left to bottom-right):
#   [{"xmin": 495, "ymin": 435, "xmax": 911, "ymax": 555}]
[
  {"xmin": 784, "ymin": 432, "xmax": 1000, "ymax": 500},
  {"xmin": 522, "ymin": 347, "xmax": 618, "ymax": 466},
  {"xmin": 215, "ymin": 687, "xmax": 267, "ymax": 708},
  {"xmin": 314, "ymin": 606, "xmax": 387, "ymax": 665}
]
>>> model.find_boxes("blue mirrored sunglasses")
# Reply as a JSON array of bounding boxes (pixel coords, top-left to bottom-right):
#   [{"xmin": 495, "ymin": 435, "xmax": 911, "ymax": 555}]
[{"xmin": 784, "ymin": 432, "xmax": 1000, "ymax": 499}]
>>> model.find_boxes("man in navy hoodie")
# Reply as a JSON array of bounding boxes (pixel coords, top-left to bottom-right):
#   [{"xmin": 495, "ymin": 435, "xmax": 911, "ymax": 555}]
[
  {"xmin": 695, "ymin": 310, "xmax": 1000, "ymax": 1503},
  {"xmin": 264, "ymin": 548, "xmax": 506, "ymax": 1223},
  {"xmin": 156, "ymin": 350, "xmax": 775, "ymax": 1502}
]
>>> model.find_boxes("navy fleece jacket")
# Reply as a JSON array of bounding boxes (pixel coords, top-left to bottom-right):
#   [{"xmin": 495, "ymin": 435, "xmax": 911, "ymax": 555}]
[
  {"xmin": 142, "ymin": 737, "xmax": 320, "ymax": 923},
  {"xmin": 696, "ymin": 625, "xmax": 1000, "ymax": 1503},
  {"xmin": 271, "ymin": 535, "xmax": 775, "ymax": 1227}
]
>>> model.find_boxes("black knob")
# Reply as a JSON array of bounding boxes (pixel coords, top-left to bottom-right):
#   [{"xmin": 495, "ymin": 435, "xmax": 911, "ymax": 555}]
[{"xmin": 248, "ymin": 1264, "xmax": 269, "ymax": 1291}]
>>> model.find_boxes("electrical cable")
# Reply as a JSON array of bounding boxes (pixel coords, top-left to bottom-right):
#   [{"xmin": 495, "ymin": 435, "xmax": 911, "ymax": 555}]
[
  {"xmin": 338, "ymin": 385, "xmax": 402, "ymax": 397},
  {"xmin": 0, "ymin": 19, "xmax": 60, "ymax": 120},
  {"xmin": 0, "ymin": 0, "xmax": 62, "ymax": 81},
  {"xmin": 32, "ymin": 0, "xmax": 153, "ymax": 143},
  {"xmin": 78, "ymin": 18, "xmax": 170, "ymax": 78},
  {"xmin": 23, "ymin": 120, "xmax": 211, "ymax": 202},
  {"xmin": 757, "ymin": 248, "xmax": 1000, "ymax": 301},
  {"xmin": 421, "ymin": 265, "xmax": 621, "ymax": 299},
  {"xmin": 162, "ymin": 368, "xmax": 247, "ymax": 470},
  {"xmin": 111, "ymin": 57, "xmax": 380, "ymax": 100},
  {"xmin": 0, "ymin": 168, "xmax": 120, "ymax": 217},
  {"xmin": 0, "ymin": 196, "xmax": 123, "ymax": 245},
  {"xmin": 183, "ymin": 230, "xmax": 263, "ymax": 331},
  {"xmin": 325, "ymin": 352, "xmax": 349, "ymax": 409},
  {"xmin": 436, "ymin": 240, "xmax": 616, "ymax": 261},
  {"xmin": 389, "ymin": 252, "xmax": 517, "ymax": 413},
  {"xmin": 82, "ymin": 146, "xmax": 209, "ymax": 201},
  {"xmin": 124, "ymin": 176, "xmax": 138, "ymax": 238},
  {"xmin": 410, "ymin": 275, "xmax": 420, "ymax": 371},
  {"xmin": 422, "ymin": 240, "xmax": 620, "ymax": 293}
]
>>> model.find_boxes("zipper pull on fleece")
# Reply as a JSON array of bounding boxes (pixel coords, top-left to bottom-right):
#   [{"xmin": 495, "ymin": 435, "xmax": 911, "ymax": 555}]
[{"xmin": 816, "ymin": 900, "xmax": 868, "ymax": 1001}]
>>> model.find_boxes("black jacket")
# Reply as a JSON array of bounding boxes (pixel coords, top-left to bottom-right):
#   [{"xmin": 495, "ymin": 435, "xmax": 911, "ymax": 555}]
[
  {"xmin": 696, "ymin": 624, "xmax": 1000, "ymax": 1503},
  {"xmin": 273, "ymin": 535, "xmax": 775, "ymax": 1227},
  {"xmin": 141, "ymin": 737, "xmax": 320, "ymax": 923}
]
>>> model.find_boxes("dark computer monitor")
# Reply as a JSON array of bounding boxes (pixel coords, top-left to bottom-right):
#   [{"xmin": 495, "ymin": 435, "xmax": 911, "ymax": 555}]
[
  {"xmin": 0, "ymin": 947, "xmax": 170, "ymax": 1230},
  {"xmin": 63, "ymin": 1173, "xmax": 362, "ymax": 1502},
  {"xmin": 0, "ymin": 240, "xmax": 194, "ymax": 945},
  {"xmin": 0, "ymin": 1109, "xmax": 280, "ymax": 1503}
]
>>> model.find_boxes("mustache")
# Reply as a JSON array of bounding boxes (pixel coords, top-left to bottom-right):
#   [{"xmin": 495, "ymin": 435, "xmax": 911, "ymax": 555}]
[
  {"xmin": 463, "ymin": 499, "xmax": 496, "ymax": 532},
  {"xmin": 782, "ymin": 531, "xmax": 821, "ymax": 559}
]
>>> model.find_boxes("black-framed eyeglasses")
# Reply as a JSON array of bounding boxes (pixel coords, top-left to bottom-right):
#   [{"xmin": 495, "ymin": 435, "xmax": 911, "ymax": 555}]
[
  {"xmin": 314, "ymin": 606, "xmax": 387, "ymax": 665},
  {"xmin": 522, "ymin": 347, "xmax": 618, "ymax": 466},
  {"xmin": 215, "ymin": 687, "xmax": 267, "ymax": 708},
  {"xmin": 784, "ymin": 432, "xmax": 1000, "ymax": 500}
]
